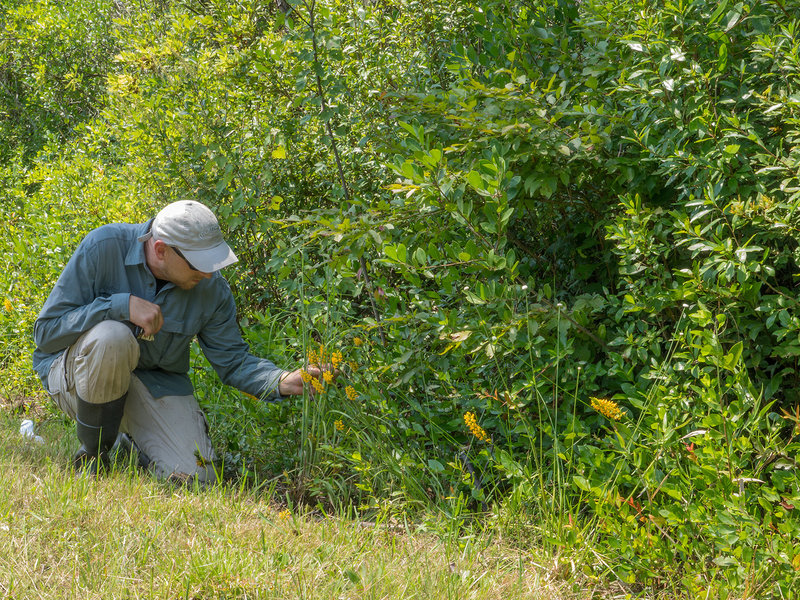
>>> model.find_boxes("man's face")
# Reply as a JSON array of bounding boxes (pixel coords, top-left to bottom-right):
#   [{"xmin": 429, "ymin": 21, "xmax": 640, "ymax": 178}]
[{"xmin": 163, "ymin": 246, "xmax": 213, "ymax": 290}]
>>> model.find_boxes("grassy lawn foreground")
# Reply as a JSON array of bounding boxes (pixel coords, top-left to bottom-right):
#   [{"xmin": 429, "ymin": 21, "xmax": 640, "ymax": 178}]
[{"xmin": 0, "ymin": 413, "xmax": 578, "ymax": 600}]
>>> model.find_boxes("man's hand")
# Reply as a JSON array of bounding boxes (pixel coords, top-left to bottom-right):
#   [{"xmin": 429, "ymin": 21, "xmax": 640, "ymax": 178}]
[
  {"xmin": 278, "ymin": 365, "xmax": 338, "ymax": 397},
  {"xmin": 129, "ymin": 295, "xmax": 163, "ymax": 337}
]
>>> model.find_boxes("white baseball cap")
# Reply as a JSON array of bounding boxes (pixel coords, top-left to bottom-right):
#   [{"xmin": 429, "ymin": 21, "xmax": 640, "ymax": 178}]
[{"xmin": 138, "ymin": 200, "xmax": 238, "ymax": 272}]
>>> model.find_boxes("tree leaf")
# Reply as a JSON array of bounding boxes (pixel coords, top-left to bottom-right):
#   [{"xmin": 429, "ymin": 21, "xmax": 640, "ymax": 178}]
[{"xmin": 272, "ymin": 145, "xmax": 287, "ymax": 159}]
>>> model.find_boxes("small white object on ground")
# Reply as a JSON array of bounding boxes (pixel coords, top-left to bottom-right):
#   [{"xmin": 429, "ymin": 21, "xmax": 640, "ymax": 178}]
[{"xmin": 19, "ymin": 419, "xmax": 44, "ymax": 444}]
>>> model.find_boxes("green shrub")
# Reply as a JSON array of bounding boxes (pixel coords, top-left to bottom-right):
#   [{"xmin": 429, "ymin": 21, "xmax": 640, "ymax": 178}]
[{"xmin": 6, "ymin": 0, "xmax": 800, "ymax": 595}]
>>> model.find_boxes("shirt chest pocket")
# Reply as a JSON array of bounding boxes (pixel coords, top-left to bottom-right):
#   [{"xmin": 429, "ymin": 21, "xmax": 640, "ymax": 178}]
[
  {"xmin": 160, "ymin": 316, "xmax": 202, "ymax": 338},
  {"xmin": 151, "ymin": 316, "xmax": 204, "ymax": 371}
]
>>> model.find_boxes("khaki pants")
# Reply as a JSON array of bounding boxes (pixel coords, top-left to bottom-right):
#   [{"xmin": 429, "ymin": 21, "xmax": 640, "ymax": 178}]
[{"xmin": 47, "ymin": 320, "xmax": 217, "ymax": 483}]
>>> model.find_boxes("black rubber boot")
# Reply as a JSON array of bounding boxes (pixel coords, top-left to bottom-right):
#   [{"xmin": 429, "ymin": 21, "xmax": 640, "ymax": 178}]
[
  {"xmin": 107, "ymin": 432, "xmax": 152, "ymax": 470},
  {"xmin": 73, "ymin": 395, "xmax": 127, "ymax": 474}
]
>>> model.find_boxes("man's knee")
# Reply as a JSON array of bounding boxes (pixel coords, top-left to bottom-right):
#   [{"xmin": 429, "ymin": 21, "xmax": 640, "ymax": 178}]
[
  {"xmin": 81, "ymin": 320, "xmax": 139, "ymax": 358},
  {"xmin": 73, "ymin": 321, "xmax": 139, "ymax": 404},
  {"xmin": 120, "ymin": 386, "xmax": 218, "ymax": 485}
]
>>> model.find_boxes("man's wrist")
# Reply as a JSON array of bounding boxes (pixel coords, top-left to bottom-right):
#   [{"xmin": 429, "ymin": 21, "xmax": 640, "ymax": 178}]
[{"xmin": 276, "ymin": 370, "xmax": 290, "ymax": 399}]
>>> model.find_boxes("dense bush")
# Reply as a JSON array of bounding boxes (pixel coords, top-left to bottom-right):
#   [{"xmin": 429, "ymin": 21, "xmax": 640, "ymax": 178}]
[{"xmin": 3, "ymin": 0, "xmax": 800, "ymax": 595}]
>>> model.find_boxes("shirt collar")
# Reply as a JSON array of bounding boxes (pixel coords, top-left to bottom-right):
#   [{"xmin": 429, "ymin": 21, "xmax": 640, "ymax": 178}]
[{"xmin": 125, "ymin": 220, "xmax": 154, "ymax": 267}]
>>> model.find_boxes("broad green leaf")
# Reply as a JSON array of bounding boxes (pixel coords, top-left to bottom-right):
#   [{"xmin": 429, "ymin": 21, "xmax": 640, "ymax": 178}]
[
  {"xmin": 467, "ymin": 170, "xmax": 484, "ymax": 190},
  {"xmin": 723, "ymin": 341, "xmax": 743, "ymax": 371},
  {"xmin": 427, "ymin": 459, "xmax": 444, "ymax": 473},
  {"xmin": 573, "ymin": 476, "xmax": 592, "ymax": 493}
]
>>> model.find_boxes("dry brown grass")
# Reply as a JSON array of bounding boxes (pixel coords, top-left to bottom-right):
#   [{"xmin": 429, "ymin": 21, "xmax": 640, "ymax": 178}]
[{"xmin": 0, "ymin": 414, "xmax": 593, "ymax": 600}]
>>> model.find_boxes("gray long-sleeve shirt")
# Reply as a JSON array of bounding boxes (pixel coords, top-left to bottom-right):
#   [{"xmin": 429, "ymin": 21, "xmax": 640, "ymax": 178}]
[{"xmin": 33, "ymin": 220, "xmax": 285, "ymax": 400}]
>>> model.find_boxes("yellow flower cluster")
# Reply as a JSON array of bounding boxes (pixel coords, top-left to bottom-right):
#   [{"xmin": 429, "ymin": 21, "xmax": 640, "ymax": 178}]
[
  {"xmin": 3, "ymin": 299, "xmax": 11, "ymax": 312},
  {"xmin": 334, "ymin": 419, "xmax": 345, "ymax": 431},
  {"xmin": 590, "ymin": 397, "xmax": 624, "ymax": 421},
  {"xmin": 464, "ymin": 411, "xmax": 491, "ymax": 443},
  {"xmin": 307, "ymin": 346, "xmax": 320, "ymax": 366},
  {"xmin": 300, "ymin": 340, "xmax": 365, "ymax": 398},
  {"xmin": 307, "ymin": 344, "xmax": 344, "ymax": 369},
  {"xmin": 301, "ymin": 368, "xmax": 325, "ymax": 393},
  {"xmin": 278, "ymin": 509, "xmax": 291, "ymax": 520}
]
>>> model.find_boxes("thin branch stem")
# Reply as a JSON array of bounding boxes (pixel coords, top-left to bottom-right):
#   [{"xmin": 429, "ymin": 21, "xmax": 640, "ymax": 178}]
[{"xmin": 305, "ymin": 0, "xmax": 385, "ymax": 345}]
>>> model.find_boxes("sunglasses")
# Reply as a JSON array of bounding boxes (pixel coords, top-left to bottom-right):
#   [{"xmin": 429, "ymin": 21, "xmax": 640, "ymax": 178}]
[{"xmin": 171, "ymin": 246, "xmax": 200, "ymax": 272}]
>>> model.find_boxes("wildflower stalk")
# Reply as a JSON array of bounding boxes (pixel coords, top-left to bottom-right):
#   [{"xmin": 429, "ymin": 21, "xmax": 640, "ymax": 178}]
[{"xmin": 299, "ymin": 249, "xmax": 313, "ymax": 478}]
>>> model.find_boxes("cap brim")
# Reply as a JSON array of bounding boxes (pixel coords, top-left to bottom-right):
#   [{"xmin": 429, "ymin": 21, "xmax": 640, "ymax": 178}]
[{"xmin": 182, "ymin": 242, "xmax": 238, "ymax": 273}]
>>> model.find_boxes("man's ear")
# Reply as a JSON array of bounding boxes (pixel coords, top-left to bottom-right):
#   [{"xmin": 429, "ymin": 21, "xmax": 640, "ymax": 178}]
[{"xmin": 152, "ymin": 239, "xmax": 169, "ymax": 260}]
